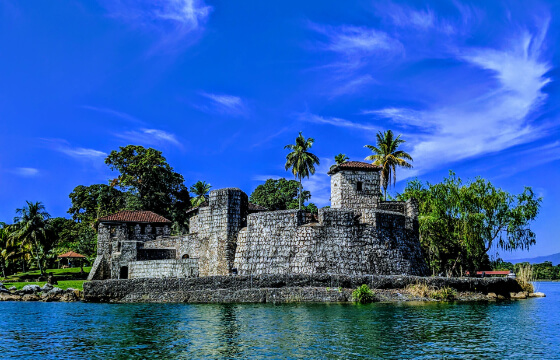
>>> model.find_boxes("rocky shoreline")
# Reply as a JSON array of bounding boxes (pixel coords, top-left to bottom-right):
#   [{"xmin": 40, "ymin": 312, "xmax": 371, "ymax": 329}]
[
  {"xmin": 82, "ymin": 274, "xmax": 546, "ymax": 304},
  {"xmin": 0, "ymin": 283, "xmax": 82, "ymax": 302}
]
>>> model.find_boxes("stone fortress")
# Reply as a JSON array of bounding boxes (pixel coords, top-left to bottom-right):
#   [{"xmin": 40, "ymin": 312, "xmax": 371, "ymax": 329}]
[{"xmin": 88, "ymin": 161, "xmax": 429, "ymax": 281}]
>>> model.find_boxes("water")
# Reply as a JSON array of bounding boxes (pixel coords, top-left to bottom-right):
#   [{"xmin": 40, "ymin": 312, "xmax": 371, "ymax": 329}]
[{"xmin": 1, "ymin": 282, "xmax": 558, "ymax": 359}]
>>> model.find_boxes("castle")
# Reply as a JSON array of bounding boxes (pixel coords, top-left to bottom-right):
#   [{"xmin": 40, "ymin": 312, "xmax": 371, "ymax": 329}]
[{"xmin": 88, "ymin": 161, "xmax": 428, "ymax": 281}]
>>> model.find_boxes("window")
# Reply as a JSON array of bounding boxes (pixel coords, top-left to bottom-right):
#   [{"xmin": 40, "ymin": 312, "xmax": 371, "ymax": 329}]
[{"xmin": 357, "ymin": 181, "xmax": 363, "ymax": 191}]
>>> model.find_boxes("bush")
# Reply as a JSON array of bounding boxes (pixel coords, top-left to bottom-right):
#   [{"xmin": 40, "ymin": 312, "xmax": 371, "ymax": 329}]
[
  {"xmin": 352, "ymin": 284, "xmax": 376, "ymax": 303},
  {"xmin": 406, "ymin": 282, "xmax": 431, "ymax": 298},
  {"xmin": 431, "ymin": 287, "xmax": 456, "ymax": 301}
]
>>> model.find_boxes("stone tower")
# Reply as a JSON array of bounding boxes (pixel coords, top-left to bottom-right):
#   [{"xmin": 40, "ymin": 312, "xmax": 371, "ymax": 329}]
[{"xmin": 328, "ymin": 161, "xmax": 382, "ymax": 210}]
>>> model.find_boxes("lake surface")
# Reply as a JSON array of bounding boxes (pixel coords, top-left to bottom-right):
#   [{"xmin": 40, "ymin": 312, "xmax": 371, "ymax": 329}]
[{"xmin": 1, "ymin": 282, "xmax": 558, "ymax": 359}]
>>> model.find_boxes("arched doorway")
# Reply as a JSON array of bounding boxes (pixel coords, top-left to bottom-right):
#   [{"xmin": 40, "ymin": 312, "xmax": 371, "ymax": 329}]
[
  {"xmin": 182, "ymin": 254, "xmax": 189, "ymax": 259},
  {"xmin": 120, "ymin": 266, "xmax": 128, "ymax": 279}
]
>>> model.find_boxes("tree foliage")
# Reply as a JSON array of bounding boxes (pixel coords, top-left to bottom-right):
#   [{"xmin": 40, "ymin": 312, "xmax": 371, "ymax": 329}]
[
  {"xmin": 105, "ymin": 145, "xmax": 190, "ymax": 230},
  {"xmin": 365, "ymin": 130, "xmax": 413, "ymax": 200},
  {"xmin": 398, "ymin": 172, "xmax": 542, "ymax": 276},
  {"xmin": 190, "ymin": 181, "xmax": 212, "ymax": 207},
  {"xmin": 284, "ymin": 132, "xmax": 320, "ymax": 210},
  {"xmin": 250, "ymin": 178, "xmax": 317, "ymax": 213},
  {"xmin": 68, "ymin": 184, "xmax": 138, "ymax": 224}
]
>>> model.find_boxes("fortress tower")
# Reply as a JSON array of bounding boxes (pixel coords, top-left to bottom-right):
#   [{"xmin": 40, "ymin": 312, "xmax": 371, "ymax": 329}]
[{"xmin": 328, "ymin": 161, "xmax": 383, "ymax": 210}]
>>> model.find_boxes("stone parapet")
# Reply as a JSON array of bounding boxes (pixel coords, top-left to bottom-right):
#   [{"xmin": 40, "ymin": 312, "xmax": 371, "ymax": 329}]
[{"xmin": 128, "ymin": 259, "xmax": 199, "ymax": 279}]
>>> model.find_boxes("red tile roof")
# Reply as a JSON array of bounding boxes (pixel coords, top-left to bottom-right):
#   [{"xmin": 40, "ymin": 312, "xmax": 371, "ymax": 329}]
[
  {"xmin": 57, "ymin": 251, "xmax": 86, "ymax": 258},
  {"xmin": 328, "ymin": 161, "xmax": 382, "ymax": 174},
  {"xmin": 98, "ymin": 210, "xmax": 171, "ymax": 223}
]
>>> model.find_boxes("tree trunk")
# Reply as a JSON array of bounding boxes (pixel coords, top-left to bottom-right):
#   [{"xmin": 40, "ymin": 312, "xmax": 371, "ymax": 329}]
[
  {"xmin": 299, "ymin": 177, "xmax": 303, "ymax": 210},
  {"xmin": 1, "ymin": 261, "xmax": 6, "ymax": 279}
]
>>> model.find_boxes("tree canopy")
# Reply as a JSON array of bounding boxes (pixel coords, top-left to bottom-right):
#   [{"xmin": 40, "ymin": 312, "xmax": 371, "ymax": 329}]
[
  {"xmin": 105, "ymin": 145, "xmax": 190, "ymax": 230},
  {"xmin": 284, "ymin": 132, "xmax": 320, "ymax": 210},
  {"xmin": 250, "ymin": 178, "xmax": 317, "ymax": 213},
  {"xmin": 398, "ymin": 172, "xmax": 542, "ymax": 276},
  {"xmin": 365, "ymin": 130, "xmax": 413, "ymax": 200}
]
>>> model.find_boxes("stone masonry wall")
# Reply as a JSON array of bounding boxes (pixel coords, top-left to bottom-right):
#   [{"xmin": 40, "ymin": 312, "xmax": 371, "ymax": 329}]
[
  {"xmin": 234, "ymin": 208, "xmax": 428, "ymax": 276},
  {"xmin": 129, "ymin": 259, "xmax": 199, "ymax": 279},
  {"xmin": 330, "ymin": 170, "xmax": 381, "ymax": 210}
]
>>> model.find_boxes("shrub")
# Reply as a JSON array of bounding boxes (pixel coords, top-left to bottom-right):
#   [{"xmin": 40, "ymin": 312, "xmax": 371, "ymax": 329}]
[
  {"xmin": 431, "ymin": 287, "xmax": 456, "ymax": 301},
  {"xmin": 516, "ymin": 263, "xmax": 535, "ymax": 293},
  {"xmin": 406, "ymin": 282, "xmax": 431, "ymax": 298},
  {"xmin": 352, "ymin": 284, "xmax": 375, "ymax": 303}
]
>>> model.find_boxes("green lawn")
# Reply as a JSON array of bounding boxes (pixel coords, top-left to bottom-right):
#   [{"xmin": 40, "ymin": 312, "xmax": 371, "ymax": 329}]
[
  {"xmin": 2, "ymin": 267, "xmax": 91, "ymax": 282},
  {"xmin": 2, "ymin": 280, "xmax": 86, "ymax": 291}
]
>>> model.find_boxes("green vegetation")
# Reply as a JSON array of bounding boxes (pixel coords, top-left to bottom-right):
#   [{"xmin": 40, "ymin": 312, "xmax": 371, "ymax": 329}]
[
  {"xmin": 431, "ymin": 287, "xmax": 457, "ymax": 301},
  {"xmin": 3, "ymin": 280, "xmax": 85, "ymax": 291},
  {"xmin": 284, "ymin": 132, "xmax": 320, "ymax": 210},
  {"xmin": 406, "ymin": 283, "xmax": 456, "ymax": 301},
  {"xmin": 352, "ymin": 284, "xmax": 376, "ymax": 303},
  {"xmin": 398, "ymin": 172, "xmax": 541, "ymax": 277},
  {"xmin": 493, "ymin": 259, "xmax": 560, "ymax": 280},
  {"xmin": 364, "ymin": 129, "xmax": 413, "ymax": 200},
  {"xmin": 190, "ymin": 181, "xmax": 212, "ymax": 207},
  {"xmin": 106, "ymin": 145, "xmax": 191, "ymax": 232},
  {"xmin": 249, "ymin": 178, "xmax": 317, "ymax": 213},
  {"xmin": 516, "ymin": 263, "xmax": 535, "ymax": 293}
]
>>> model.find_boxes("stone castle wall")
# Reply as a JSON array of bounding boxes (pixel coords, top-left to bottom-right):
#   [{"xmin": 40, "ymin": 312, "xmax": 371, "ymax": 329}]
[
  {"xmin": 234, "ymin": 208, "xmax": 428, "ymax": 276},
  {"xmin": 129, "ymin": 259, "xmax": 199, "ymax": 279}
]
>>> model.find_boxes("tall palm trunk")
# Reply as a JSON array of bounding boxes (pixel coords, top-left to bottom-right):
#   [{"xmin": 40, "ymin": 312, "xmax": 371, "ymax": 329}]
[
  {"xmin": 32, "ymin": 239, "xmax": 44, "ymax": 276},
  {"xmin": 1, "ymin": 261, "xmax": 6, "ymax": 278},
  {"xmin": 298, "ymin": 176, "xmax": 303, "ymax": 210}
]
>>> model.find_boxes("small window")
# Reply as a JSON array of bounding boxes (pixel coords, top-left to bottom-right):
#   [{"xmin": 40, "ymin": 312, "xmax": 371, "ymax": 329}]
[
  {"xmin": 182, "ymin": 254, "xmax": 190, "ymax": 259},
  {"xmin": 357, "ymin": 181, "xmax": 363, "ymax": 191}
]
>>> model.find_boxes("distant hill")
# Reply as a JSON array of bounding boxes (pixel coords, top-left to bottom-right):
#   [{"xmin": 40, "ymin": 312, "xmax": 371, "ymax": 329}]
[{"xmin": 505, "ymin": 252, "xmax": 560, "ymax": 266}]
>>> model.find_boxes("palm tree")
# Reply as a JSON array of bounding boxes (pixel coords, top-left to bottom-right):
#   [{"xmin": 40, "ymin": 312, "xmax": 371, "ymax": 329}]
[
  {"xmin": 12, "ymin": 201, "xmax": 51, "ymax": 276},
  {"xmin": 189, "ymin": 181, "xmax": 212, "ymax": 207},
  {"xmin": 0, "ymin": 223, "xmax": 8, "ymax": 278},
  {"xmin": 364, "ymin": 130, "xmax": 413, "ymax": 200},
  {"xmin": 285, "ymin": 132, "xmax": 320, "ymax": 210},
  {"xmin": 334, "ymin": 153, "xmax": 349, "ymax": 165}
]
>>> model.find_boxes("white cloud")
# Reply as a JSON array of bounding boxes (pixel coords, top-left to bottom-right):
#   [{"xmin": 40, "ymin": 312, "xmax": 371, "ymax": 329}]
[
  {"xmin": 115, "ymin": 128, "xmax": 182, "ymax": 148},
  {"xmin": 309, "ymin": 22, "xmax": 404, "ymax": 57},
  {"xmin": 82, "ymin": 106, "xmax": 142, "ymax": 124},
  {"xmin": 301, "ymin": 157, "xmax": 334, "ymax": 207},
  {"xmin": 198, "ymin": 92, "xmax": 248, "ymax": 116},
  {"xmin": 42, "ymin": 139, "xmax": 107, "ymax": 160},
  {"xmin": 299, "ymin": 113, "xmax": 379, "ymax": 132},
  {"xmin": 362, "ymin": 24, "xmax": 552, "ymax": 178},
  {"xmin": 104, "ymin": 0, "xmax": 212, "ymax": 47},
  {"xmin": 12, "ymin": 168, "xmax": 39, "ymax": 177}
]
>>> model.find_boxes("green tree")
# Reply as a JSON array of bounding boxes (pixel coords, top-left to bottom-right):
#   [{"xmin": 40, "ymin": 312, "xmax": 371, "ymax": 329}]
[
  {"xmin": 365, "ymin": 130, "xmax": 413, "ymax": 200},
  {"xmin": 284, "ymin": 132, "xmax": 320, "ymax": 210},
  {"xmin": 399, "ymin": 173, "xmax": 542, "ymax": 276},
  {"xmin": 250, "ymin": 178, "xmax": 313, "ymax": 211},
  {"xmin": 11, "ymin": 201, "xmax": 53, "ymax": 276},
  {"xmin": 68, "ymin": 184, "xmax": 133, "ymax": 224},
  {"xmin": 335, "ymin": 153, "xmax": 349, "ymax": 165},
  {"xmin": 190, "ymin": 181, "xmax": 212, "ymax": 207},
  {"xmin": 0, "ymin": 223, "xmax": 8, "ymax": 278},
  {"xmin": 105, "ymin": 145, "xmax": 191, "ymax": 229}
]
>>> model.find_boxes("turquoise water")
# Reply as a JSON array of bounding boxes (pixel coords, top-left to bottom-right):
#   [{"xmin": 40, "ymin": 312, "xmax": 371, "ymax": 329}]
[{"xmin": 1, "ymin": 282, "xmax": 558, "ymax": 359}]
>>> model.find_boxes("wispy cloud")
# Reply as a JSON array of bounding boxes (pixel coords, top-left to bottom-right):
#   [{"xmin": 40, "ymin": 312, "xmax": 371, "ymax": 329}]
[
  {"xmin": 309, "ymin": 22, "xmax": 404, "ymax": 58},
  {"xmin": 11, "ymin": 167, "xmax": 39, "ymax": 177},
  {"xmin": 103, "ymin": 0, "xmax": 212, "ymax": 49},
  {"xmin": 42, "ymin": 139, "xmax": 107, "ymax": 160},
  {"xmin": 82, "ymin": 106, "xmax": 143, "ymax": 124},
  {"xmin": 197, "ymin": 92, "xmax": 248, "ymax": 116},
  {"xmin": 363, "ymin": 23, "xmax": 552, "ymax": 178},
  {"xmin": 115, "ymin": 128, "xmax": 182, "ymax": 148},
  {"xmin": 301, "ymin": 157, "xmax": 334, "ymax": 207},
  {"xmin": 299, "ymin": 113, "xmax": 379, "ymax": 132}
]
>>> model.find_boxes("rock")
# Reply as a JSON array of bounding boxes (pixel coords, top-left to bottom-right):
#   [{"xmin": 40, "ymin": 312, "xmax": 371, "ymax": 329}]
[
  {"xmin": 8, "ymin": 286, "xmax": 16, "ymax": 291},
  {"xmin": 22, "ymin": 294, "xmax": 40, "ymax": 301},
  {"xmin": 510, "ymin": 292, "xmax": 528, "ymax": 299},
  {"xmin": 0, "ymin": 282, "xmax": 4, "ymax": 288},
  {"xmin": 529, "ymin": 292, "xmax": 546, "ymax": 297},
  {"xmin": 21, "ymin": 285, "xmax": 41, "ymax": 294},
  {"xmin": 47, "ymin": 287, "xmax": 65, "ymax": 296},
  {"xmin": 60, "ymin": 292, "xmax": 79, "ymax": 302},
  {"xmin": 488, "ymin": 292, "xmax": 497, "ymax": 299},
  {"xmin": 0, "ymin": 293, "xmax": 21, "ymax": 301},
  {"xmin": 41, "ymin": 283, "xmax": 54, "ymax": 293}
]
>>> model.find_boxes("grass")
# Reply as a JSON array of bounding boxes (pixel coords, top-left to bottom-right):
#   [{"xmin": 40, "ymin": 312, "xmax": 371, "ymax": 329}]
[
  {"xmin": 2, "ymin": 267, "xmax": 91, "ymax": 282},
  {"xmin": 2, "ymin": 280, "xmax": 85, "ymax": 291},
  {"xmin": 406, "ymin": 282, "xmax": 456, "ymax": 301}
]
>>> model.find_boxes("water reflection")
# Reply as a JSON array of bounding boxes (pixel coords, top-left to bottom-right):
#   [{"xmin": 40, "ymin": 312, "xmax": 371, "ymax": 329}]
[{"xmin": 0, "ymin": 283, "xmax": 558, "ymax": 359}]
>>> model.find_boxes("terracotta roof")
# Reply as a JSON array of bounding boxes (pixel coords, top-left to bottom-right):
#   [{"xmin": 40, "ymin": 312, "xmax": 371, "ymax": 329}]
[
  {"xmin": 57, "ymin": 251, "xmax": 86, "ymax": 258},
  {"xmin": 328, "ymin": 161, "xmax": 382, "ymax": 175},
  {"xmin": 248, "ymin": 203, "xmax": 268, "ymax": 211},
  {"xmin": 185, "ymin": 201, "xmax": 208, "ymax": 215},
  {"xmin": 98, "ymin": 210, "xmax": 171, "ymax": 223}
]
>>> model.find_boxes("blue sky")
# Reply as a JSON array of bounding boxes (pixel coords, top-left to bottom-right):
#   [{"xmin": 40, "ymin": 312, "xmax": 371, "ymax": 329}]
[{"xmin": 0, "ymin": 0, "xmax": 559, "ymax": 260}]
